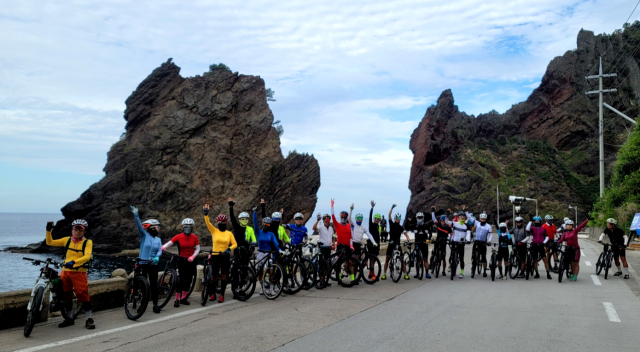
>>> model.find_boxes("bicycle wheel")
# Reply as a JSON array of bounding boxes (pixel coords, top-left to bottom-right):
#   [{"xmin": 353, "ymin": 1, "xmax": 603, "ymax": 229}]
[
  {"xmin": 477, "ymin": 255, "xmax": 483, "ymax": 275},
  {"xmin": 429, "ymin": 250, "xmax": 435, "ymax": 271},
  {"xmin": 232, "ymin": 266, "xmax": 256, "ymax": 301},
  {"xmin": 391, "ymin": 253, "xmax": 402, "ymax": 283},
  {"xmin": 71, "ymin": 299, "xmax": 83, "ymax": 319},
  {"xmin": 185, "ymin": 270, "xmax": 197, "ymax": 299},
  {"xmin": 604, "ymin": 253, "xmax": 612, "ymax": 280},
  {"xmin": 301, "ymin": 258, "xmax": 317, "ymax": 290},
  {"xmin": 557, "ymin": 254, "xmax": 565, "ymax": 283},
  {"xmin": 403, "ymin": 252, "xmax": 411, "ymax": 276},
  {"xmin": 336, "ymin": 257, "xmax": 360, "ymax": 287},
  {"xmin": 508, "ymin": 253, "xmax": 519, "ymax": 279},
  {"xmin": 24, "ymin": 286, "xmax": 44, "ymax": 337},
  {"xmin": 415, "ymin": 252, "xmax": 424, "ymax": 280},
  {"xmin": 283, "ymin": 260, "xmax": 306, "ymax": 294},
  {"xmin": 315, "ymin": 259, "xmax": 331, "ymax": 289},
  {"xmin": 262, "ymin": 263, "xmax": 284, "ymax": 300},
  {"xmin": 491, "ymin": 254, "xmax": 496, "ymax": 281},
  {"xmin": 157, "ymin": 268, "xmax": 177, "ymax": 309},
  {"xmin": 201, "ymin": 265, "xmax": 212, "ymax": 306},
  {"xmin": 433, "ymin": 253, "xmax": 441, "ymax": 278},
  {"xmin": 595, "ymin": 252, "xmax": 604, "ymax": 275},
  {"xmin": 361, "ymin": 254, "xmax": 381, "ymax": 284},
  {"xmin": 125, "ymin": 276, "xmax": 150, "ymax": 320}
]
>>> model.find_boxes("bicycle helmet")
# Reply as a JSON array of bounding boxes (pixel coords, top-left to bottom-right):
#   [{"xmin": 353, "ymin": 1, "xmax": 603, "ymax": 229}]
[
  {"xmin": 499, "ymin": 222, "xmax": 507, "ymax": 228},
  {"xmin": 182, "ymin": 218, "xmax": 195, "ymax": 226},
  {"xmin": 440, "ymin": 215, "xmax": 447, "ymax": 221},
  {"xmin": 479, "ymin": 213, "xmax": 488, "ymax": 220},
  {"xmin": 607, "ymin": 218, "xmax": 617, "ymax": 224},
  {"xmin": 565, "ymin": 219, "xmax": 574, "ymax": 225},
  {"xmin": 339, "ymin": 211, "xmax": 348, "ymax": 218},
  {"xmin": 515, "ymin": 216, "xmax": 523, "ymax": 222},
  {"xmin": 271, "ymin": 212, "xmax": 282, "ymax": 221},
  {"xmin": 72, "ymin": 219, "xmax": 88, "ymax": 229},
  {"xmin": 216, "ymin": 214, "xmax": 228, "ymax": 223},
  {"xmin": 294, "ymin": 212, "xmax": 304, "ymax": 220},
  {"xmin": 533, "ymin": 216, "xmax": 542, "ymax": 222},
  {"xmin": 355, "ymin": 213, "xmax": 364, "ymax": 220},
  {"xmin": 322, "ymin": 214, "xmax": 331, "ymax": 220},
  {"xmin": 238, "ymin": 212, "xmax": 250, "ymax": 219},
  {"xmin": 563, "ymin": 217, "xmax": 570, "ymax": 223},
  {"xmin": 373, "ymin": 213, "xmax": 382, "ymax": 219},
  {"xmin": 394, "ymin": 213, "xmax": 401, "ymax": 220},
  {"xmin": 416, "ymin": 212, "xmax": 424, "ymax": 218},
  {"xmin": 142, "ymin": 219, "xmax": 160, "ymax": 229},
  {"xmin": 262, "ymin": 217, "xmax": 272, "ymax": 225},
  {"xmin": 545, "ymin": 214, "xmax": 553, "ymax": 220}
]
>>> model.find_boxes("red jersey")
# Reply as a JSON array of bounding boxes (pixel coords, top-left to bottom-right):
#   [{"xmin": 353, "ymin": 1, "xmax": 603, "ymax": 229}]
[
  {"xmin": 542, "ymin": 223, "xmax": 557, "ymax": 240},
  {"xmin": 170, "ymin": 233, "xmax": 200, "ymax": 257},
  {"xmin": 332, "ymin": 214, "xmax": 352, "ymax": 246}
]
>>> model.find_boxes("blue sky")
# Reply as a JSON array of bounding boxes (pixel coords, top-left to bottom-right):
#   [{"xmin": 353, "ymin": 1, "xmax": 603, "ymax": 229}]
[{"xmin": 0, "ymin": 0, "xmax": 636, "ymax": 220}]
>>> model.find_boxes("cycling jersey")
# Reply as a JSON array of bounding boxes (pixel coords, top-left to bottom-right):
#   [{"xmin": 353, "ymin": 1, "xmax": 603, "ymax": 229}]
[
  {"xmin": 509, "ymin": 225, "xmax": 529, "ymax": 244},
  {"xmin": 388, "ymin": 221, "xmax": 404, "ymax": 243},
  {"xmin": 316, "ymin": 223, "xmax": 335, "ymax": 246},
  {"xmin": 602, "ymin": 226, "xmax": 627, "ymax": 246},
  {"xmin": 332, "ymin": 213, "xmax": 353, "ymax": 246},
  {"xmin": 473, "ymin": 222, "xmax": 493, "ymax": 242},
  {"xmin": 286, "ymin": 224, "xmax": 308, "ymax": 245},
  {"xmin": 169, "ymin": 233, "xmax": 201, "ymax": 257},
  {"xmin": 204, "ymin": 215, "xmax": 237, "ymax": 255},
  {"xmin": 497, "ymin": 230, "xmax": 511, "ymax": 248},
  {"xmin": 408, "ymin": 221, "xmax": 432, "ymax": 243},
  {"xmin": 526, "ymin": 222, "xmax": 549, "ymax": 244},
  {"xmin": 352, "ymin": 222, "xmax": 377, "ymax": 245},
  {"xmin": 542, "ymin": 223, "xmax": 557, "ymax": 241},
  {"xmin": 368, "ymin": 208, "xmax": 381, "ymax": 244},
  {"xmin": 133, "ymin": 213, "xmax": 163, "ymax": 264},
  {"xmin": 252, "ymin": 212, "xmax": 281, "ymax": 252},
  {"xmin": 432, "ymin": 211, "xmax": 453, "ymax": 227},
  {"xmin": 229, "ymin": 204, "xmax": 249, "ymax": 248},
  {"xmin": 45, "ymin": 232, "xmax": 93, "ymax": 272},
  {"xmin": 245, "ymin": 226, "xmax": 257, "ymax": 244},
  {"xmin": 557, "ymin": 219, "xmax": 588, "ymax": 248},
  {"xmin": 451, "ymin": 222, "xmax": 471, "ymax": 242},
  {"xmin": 431, "ymin": 212, "xmax": 453, "ymax": 240}
]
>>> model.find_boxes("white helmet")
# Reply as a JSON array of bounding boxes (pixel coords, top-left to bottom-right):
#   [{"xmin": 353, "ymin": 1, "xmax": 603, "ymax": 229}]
[
  {"xmin": 72, "ymin": 219, "xmax": 88, "ymax": 228},
  {"xmin": 607, "ymin": 218, "xmax": 617, "ymax": 225},
  {"xmin": 271, "ymin": 212, "xmax": 282, "ymax": 221},
  {"xmin": 238, "ymin": 212, "xmax": 250, "ymax": 219},
  {"xmin": 479, "ymin": 213, "xmax": 488, "ymax": 220},
  {"xmin": 545, "ymin": 215, "xmax": 553, "ymax": 220},
  {"xmin": 182, "ymin": 218, "xmax": 195, "ymax": 226},
  {"xmin": 563, "ymin": 217, "xmax": 570, "ymax": 223},
  {"xmin": 294, "ymin": 212, "xmax": 304, "ymax": 220},
  {"xmin": 499, "ymin": 222, "xmax": 507, "ymax": 228},
  {"xmin": 565, "ymin": 219, "xmax": 574, "ymax": 225},
  {"xmin": 142, "ymin": 219, "xmax": 160, "ymax": 229},
  {"xmin": 416, "ymin": 212, "xmax": 425, "ymax": 218},
  {"xmin": 515, "ymin": 216, "xmax": 523, "ymax": 222}
]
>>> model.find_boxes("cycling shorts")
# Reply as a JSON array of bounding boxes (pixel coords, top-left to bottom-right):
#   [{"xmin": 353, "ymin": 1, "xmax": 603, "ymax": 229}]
[
  {"xmin": 352, "ymin": 242, "xmax": 362, "ymax": 256},
  {"xmin": 613, "ymin": 245, "xmax": 626, "ymax": 258},
  {"xmin": 416, "ymin": 242, "xmax": 428, "ymax": 260},
  {"xmin": 497, "ymin": 247, "xmax": 509, "ymax": 261},
  {"xmin": 367, "ymin": 243, "xmax": 380, "ymax": 256},
  {"xmin": 473, "ymin": 242, "xmax": 487, "ymax": 263},
  {"xmin": 531, "ymin": 244, "xmax": 546, "ymax": 260},
  {"xmin": 566, "ymin": 246, "xmax": 581, "ymax": 262},
  {"xmin": 386, "ymin": 242, "xmax": 398, "ymax": 257}
]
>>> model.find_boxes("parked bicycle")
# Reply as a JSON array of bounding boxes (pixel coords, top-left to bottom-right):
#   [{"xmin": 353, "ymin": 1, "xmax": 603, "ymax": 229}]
[
  {"xmin": 291, "ymin": 242, "xmax": 317, "ymax": 290},
  {"xmin": 251, "ymin": 250, "xmax": 285, "ymax": 300},
  {"xmin": 388, "ymin": 241, "xmax": 403, "ymax": 283},
  {"xmin": 449, "ymin": 240, "xmax": 463, "ymax": 281},
  {"xmin": 358, "ymin": 242, "xmax": 381, "ymax": 284},
  {"xmin": 124, "ymin": 258, "xmax": 151, "ymax": 320},
  {"xmin": 328, "ymin": 245, "xmax": 362, "ymax": 287},
  {"xmin": 429, "ymin": 239, "xmax": 445, "ymax": 278},
  {"xmin": 595, "ymin": 242, "xmax": 615, "ymax": 280},
  {"xmin": 157, "ymin": 252, "xmax": 195, "ymax": 309},
  {"xmin": 22, "ymin": 257, "xmax": 82, "ymax": 337},
  {"xmin": 470, "ymin": 240, "xmax": 484, "ymax": 279},
  {"xmin": 307, "ymin": 242, "xmax": 331, "ymax": 289},
  {"xmin": 507, "ymin": 245, "xmax": 521, "ymax": 279},
  {"xmin": 402, "ymin": 241, "xmax": 424, "ymax": 280},
  {"xmin": 556, "ymin": 244, "xmax": 574, "ymax": 283}
]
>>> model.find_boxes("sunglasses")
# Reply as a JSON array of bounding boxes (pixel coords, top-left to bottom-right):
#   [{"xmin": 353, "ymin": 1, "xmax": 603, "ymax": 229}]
[
  {"xmin": 295, "ymin": 218, "xmax": 303, "ymax": 221},
  {"xmin": 72, "ymin": 226, "xmax": 85, "ymax": 231}
]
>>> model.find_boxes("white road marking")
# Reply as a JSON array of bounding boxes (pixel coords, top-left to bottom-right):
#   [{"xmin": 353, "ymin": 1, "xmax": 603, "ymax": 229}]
[
  {"xmin": 603, "ymin": 302, "xmax": 621, "ymax": 322},
  {"xmin": 585, "ymin": 261, "xmax": 592, "ymax": 266},
  {"xmin": 591, "ymin": 275, "xmax": 602, "ymax": 285},
  {"xmin": 15, "ymin": 300, "xmax": 239, "ymax": 352},
  {"xmin": 581, "ymin": 250, "xmax": 585, "ymax": 257}
]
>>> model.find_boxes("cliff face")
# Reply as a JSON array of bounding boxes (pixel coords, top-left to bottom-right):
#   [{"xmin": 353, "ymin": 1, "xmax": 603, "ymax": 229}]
[
  {"xmin": 49, "ymin": 60, "xmax": 320, "ymax": 252},
  {"xmin": 408, "ymin": 28, "xmax": 640, "ymax": 222}
]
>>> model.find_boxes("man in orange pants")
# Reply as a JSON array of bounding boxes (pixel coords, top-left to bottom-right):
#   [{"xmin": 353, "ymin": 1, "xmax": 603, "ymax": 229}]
[{"xmin": 46, "ymin": 219, "xmax": 95, "ymax": 329}]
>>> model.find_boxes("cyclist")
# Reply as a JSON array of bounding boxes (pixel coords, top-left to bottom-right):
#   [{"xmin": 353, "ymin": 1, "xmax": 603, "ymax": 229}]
[
  {"xmin": 464, "ymin": 208, "xmax": 492, "ymax": 277},
  {"xmin": 509, "ymin": 216, "xmax": 530, "ymax": 278},
  {"xmin": 599, "ymin": 218, "xmax": 630, "ymax": 279},
  {"xmin": 431, "ymin": 206, "xmax": 453, "ymax": 277},
  {"xmin": 496, "ymin": 222, "xmax": 511, "ymax": 280},
  {"xmin": 352, "ymin": 211, "xmax": 379, "ymax": 281},
  {"xmin": 557, "ymin": 218, "xmax": 589, "ymax": 282},
  {"xmin": 406, "ymin": 211, "xmax": 433, "ymax": 279},
  {"xmin": 527, "ymin": 216, "xmax": 551, "ymax": 279},
  {"xmin": 313, "ymin": 213, "xmax": 335, "ymax": 257},
  {"xmin": 203, "ymin": 204, "xmax": 238, "ymax": 303},
  {"xmin": 130, "ymin": 206, "xmax": 163, "ymax": 313},
  {"xmin": 284, "ymin": 212, "xmax": 308, "ymax": 245},
  {"xmin": 368, "ymin": 200, "xmax": 382, "ymax": 258},
  {"xmin": 542, "ymin": 215, "xmax": 559, "ymax": 272},
  {"xmin": 252, "ymin": 207, "xmax": 283, "ymax": 295},
  {"xmin": 451, "ymin": 212, "xmax": 472, "ymax": 279},
  {"xmin": 162, "ymin": 218, "xmax": 201, "ymax": 307},
  {"xmin": 228, "ymin": 198, "xmax": 255, "ymax": 299},
  {"xmin": 45, "ymin": 219, "xmax": 95, "ymax": 329},
  {"xmin": 331, "ymin": 199, "xmax": 357, "ymax": 282},
  {"xmin": 382, "ymin": 204, "xmax": 411, "ymax": 280},
  {"xmin": 260, "ymin": 200, "xmax": 290, "ymax": 248}
]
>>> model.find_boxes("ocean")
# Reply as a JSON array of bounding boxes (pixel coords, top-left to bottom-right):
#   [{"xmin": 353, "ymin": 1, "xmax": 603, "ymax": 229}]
[{"xmin": 0, "ymin": 213, "xmax": 129, "ymax": 293}]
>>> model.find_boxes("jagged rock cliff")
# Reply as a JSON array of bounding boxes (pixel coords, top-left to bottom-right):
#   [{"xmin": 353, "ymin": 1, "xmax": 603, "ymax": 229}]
[
  {"xmin": 408, "ymin": 28, "xmax": 640, "ymax": 222},
  {"xmin": 47, "ymin": 60, "xmax": 320, "ymax": 252}
]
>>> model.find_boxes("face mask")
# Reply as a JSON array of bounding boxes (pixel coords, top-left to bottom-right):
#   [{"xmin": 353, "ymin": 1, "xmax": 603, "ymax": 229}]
[
  {"xmin": 272, "ymin": 221, "xmax": 280, "ymax": 228},
  {"xmin": 447, "ymin": 211, "xmax": 451, "ymax": 216},
  {"xmin": 183, "ymin": 226, "xmax": 192, "ymax": 235},
  {"xmin": 546, "ymin": 220, "xmax": 552, "ymax": 225},
  {"xmin": 480, "ymin": 220, "xmax": 486, "ymax": 225},
  {"xmin": 218, "ymin": 223, "xmax": 227, "ymax": 232},
  {"xmin": 148, "ymin": 227, "xmax": 159, "ymax": 236},
  {"xmin": 459, "ymin": 220, "xmax": 465, "ymax": 225},
  {"xmin": 263, "ymin": 225, "xmax": 270, "ymax": 231},
  {"xmin": 417, "ymin": 218, "xmax": 424, "ymax": 225},
  {"xmin": 340, "ymin": 218, "xmax": 347, "ymax": 225},
  {"xmin": 534, "ymin": 221, "xmax": 542, "ymax": 227},
  {"xmin": 500, "ymin": 227, "xmax": 507, "ymax": 232},
  {"xmin": 323, "ymin": 220, "xmax": 330, "ymax": 227},
  {"xmin": 356, "ymin": 220, "xmax": 362, "ymax": 226},
  {"xmin": 239, "ymin": 219, "xmax": 249, "ymax": 227},
  {"xmin": 517, "ymin": 223, "xmax": 523, "ymax": 228}
]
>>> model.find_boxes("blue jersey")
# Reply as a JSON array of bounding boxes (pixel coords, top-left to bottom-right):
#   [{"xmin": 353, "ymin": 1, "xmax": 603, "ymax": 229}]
[
  {"xmin": 253, "ymin": 211, "xmax": 281, "ymax": 252},
  {"xmin": 134, "ymin": 214, "xmax": 163, "ymax": 264},
  {"xmin": 286, "ymin": 224, "xmax": 308, "ymax": 245}
]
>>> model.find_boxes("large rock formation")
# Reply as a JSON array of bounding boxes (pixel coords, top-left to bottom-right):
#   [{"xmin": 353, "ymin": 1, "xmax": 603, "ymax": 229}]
[
  {"xmin": 408, "ymin": 28, "xmax": 640, "ymax": 222},
  {"xmin": 47, "ymin": 60, "xmax": 320, "ymax": 252}
]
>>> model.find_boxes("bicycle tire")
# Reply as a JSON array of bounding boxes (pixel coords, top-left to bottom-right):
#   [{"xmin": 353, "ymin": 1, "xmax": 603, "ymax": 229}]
[
  {"xmin": 315, "ymin": 259, "xmax": 330, "ymax": 289},
  {"xmin": 125, "ymin": 276, "xmax": 150, "ymax": 320},
  {"xmin": 508, "ymin": 253, "xmax": 519, "ymax": 279},
  {"xmin": 361, "ymin": 254, "xmax": 381, "ymax": 284},
  {"xmin": 283, "ymin": 260, "xmax": 306, "ymax": 294},
  {"xmin": 391, "ymin": 253, "xmax": 402, "ymax": 283},
  {"xmin": 403, "ymin": 252, "xmax": 411, "ymax": 276},
  {"xmin": 433, "ymin": 253, "xmax": 441, "ymax": 278},
  {"xmin": 595, "ymin": 252, "xmax": 604, "ymax": 275},
  {"xmin": 415, "ymin": 252, "xmax": 424, "ymax": 280},
  {"xmin": 491, "ymin": 254, "xmax": 496, "ymax": 281},
  {"xmin": 157, "ymin": 268, "xmax": 178, "ymax": 309},
  {"xmin": 232, "ymin": 266, "xmax": 256, "ymax": 301},
  {"xmin": 262, "ymin": 263, "xmax": 284, "ymax": 300},
  {"xmin": 24, "ymin": 286, "xmax": 44, "ymax": 337},
  {"xmin": 336, "ymin": 257, "xmax": 361, "ymax": 287},
  {"xmin": 604, "ymin": 253, "xmax": 612, "ymax": 280},
  {"xmin": 301, "ymin": 259, "xmax": 317, "ymax": 290},
  {"xmin": 201, "ymin": 265, "xmax": 212, "ymax": 306},
  {"xmin": 185, "ymin": 270, "xmax": 197, "ymax": 299},
  {"xmin": 558, "ymin": 253, "xmax": 565, "ymax": 283},
  {"xmin": 72, "ymin": 299, "xmax": 83, "ymax": 319}
]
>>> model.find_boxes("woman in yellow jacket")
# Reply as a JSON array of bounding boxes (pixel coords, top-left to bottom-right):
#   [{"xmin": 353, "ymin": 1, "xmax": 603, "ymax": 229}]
[
  {"xmin": 203, "ymin": 204, "xmax": 237, "ymax": 303},
  {"xmin": 45, "ymin": 219, "xmax": 95, "ymax": 329}
]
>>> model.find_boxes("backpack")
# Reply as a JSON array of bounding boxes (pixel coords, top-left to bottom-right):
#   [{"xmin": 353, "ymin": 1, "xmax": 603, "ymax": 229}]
[{"xmin": 64, "ymin": 238, "xmax": 94, "ymax": 270}]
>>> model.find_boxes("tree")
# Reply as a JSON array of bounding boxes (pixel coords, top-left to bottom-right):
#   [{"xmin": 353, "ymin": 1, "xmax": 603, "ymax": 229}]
[
  {"xmin": 209, "ymin": 63, "xmax": 231, "ymax": 72},
  {"xmin": 266, "ymin": 88, "xmax": 276, "ymax": 102}
]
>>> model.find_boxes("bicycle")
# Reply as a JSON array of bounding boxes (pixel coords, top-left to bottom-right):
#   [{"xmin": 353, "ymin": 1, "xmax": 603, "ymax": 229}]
[
  {"xmin": 595, "ymin": 242, "xmax": 615, "ymax": 280},
  {"xmin": 388, "ymin": 241, "xmax": 403, "ymax": 283},
  {"xmin": 546, "ymin": 241, "xmax": 560, "ymax": 273},
  {"xmin": 200, "ymin": 250, "xmax": 228, "ymax": 305},
  {"xmin": 470, "ymin": 240, "xmax": 485, "ymax": 278},
  {"xmin": 358, "ymin": 243, "xmax": 381, "ymax": 284},
  {"xmin": 328, "ymin": 245, "xmax": 362, "ymax": 287},
  {"xmin": 430, "ymin": 239, "xmax": 446, "ymax": 278},
  {"xmin": 556, "ymin": 244, "xmax": 574, "ymax": 283},
  {"xmin": 230, "ymin": 246, "xmax": 257, "ymax": 301},
  {"xmin": 507, "ymin": 245, "xmax": 521, "ymax": 279},
  {"xmin": 449, "ymin": 240, "xmax": 462, "ymax": 281},
  {"xmin": 402, "ymin": 241, "xmax": 424, "ymax": 280},
  {"xmin": 157, "ymin": 252, "xmax": 195, "ymax": 309},
  {"xmin": 251, "ymin": 250, "xmax": 285, "ymax": 300},
  {"xmin": 489, "ymin": 243, "xmax": 498, "ymax": 281},
  {"xmin": 124, "ymin": 258, "xmax": 151, "ymax": 320},
  {"xmin": 307, "ymin": 242, "xmax": 331, "ymax": 289},
  {"xmin": 291, "ymin": 242, "xmax": 317, "ymax": 290},
  {"xmin": 279, "ymin": 243, "xmax": 308, "ymax": 295},
  {"xmin": 22, "ymin": 257, "xmax": 83, "ymax": 337}
]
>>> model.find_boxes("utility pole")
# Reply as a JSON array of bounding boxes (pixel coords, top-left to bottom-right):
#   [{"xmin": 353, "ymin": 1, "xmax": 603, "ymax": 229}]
[{"xmin": 586, "ymin": 57, "xmax": 638, "ymax": 197}]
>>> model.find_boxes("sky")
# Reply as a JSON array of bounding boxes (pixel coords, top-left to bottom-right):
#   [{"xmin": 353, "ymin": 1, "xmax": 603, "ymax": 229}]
[{"xmin": 0, "ymin": 0, "xmax": 637, "ymax": 222}]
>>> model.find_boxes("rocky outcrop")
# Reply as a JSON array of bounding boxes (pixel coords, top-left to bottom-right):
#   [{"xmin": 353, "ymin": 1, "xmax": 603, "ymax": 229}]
[
  {"xmin": 408, "ymin": 28, "xmax": 640, "ymax": 222},
  {"xmin": 46, "ymin": 59, "xmax": 320, "ymax": 252}
]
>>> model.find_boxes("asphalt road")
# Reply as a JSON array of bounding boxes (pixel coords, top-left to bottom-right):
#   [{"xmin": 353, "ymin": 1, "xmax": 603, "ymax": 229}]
[{"xmin": 3, "ymin": 238, "xmax": 639, "ymax": 352}]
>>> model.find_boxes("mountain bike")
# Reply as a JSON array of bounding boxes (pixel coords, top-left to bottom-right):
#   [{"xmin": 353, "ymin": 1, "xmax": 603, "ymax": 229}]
[
  {"xmin": 556, "ymin": 244, "xmax": 574, "ymax": 283},
  {"xmin": 307, "ymin": 242, "xmax": 331, "ymax": 289},
  {"xmin": 449, "ymin": 240, "xmax": 462, "ymax": 281},
  {"xmin": 278, "ymin": 243, "xmax": 308, "ymax": 295},
  {"xmin": 524, "ymin": 243, "xmax": 534, "ymax": 280},
  {"xmin": 251, "ymin": 250, "xmax": 285, "ymax": 300},
  {"xmin": 546, "ymin": 242, "xmax": 560, "ymax": 273},
  {"xmin": 430, "ymin": 239, "xmax": 445, "ymax": 278},
  {"xmin": 402, "ymin": 241, "xmax": 424, "ymax": 280},
  {"xmin": 470, "ymin": 240, "xmax": 484, "ymax": 278},
  {"xmin": 388, "ymin": 241, "xmax": 403, "ymax": 283},
  {"xmin": 230, "ymin": 246, "xmax": 257, "ymax": 301},
  {"xmin": 329, "ymin": 246, "xmax": 362, "ymax": 287},
  {"xmin": 22, "ymin": 257, "xmax": 83, "ymax": 337},
  {"xmin": 358, "ymin": 243, "xmax": 381, "ymax": 284},
  {"xmin": 156, "ymin": 252, "xmax": 189, "ymax": 309},
  {"xmin": 489, "ymin": 243, "xmax": 498, "ymax": 281},
  {"xmin": 291, "ymin": 242, "xmax": 317, "ymax": 290},
  {"xmin": 124, "ymin": 258, "xmax": 150, "ymax": 320},
  {"xmin": 595, "ymin": 242, "xmax": 615, "ymax": 280},
  {"xmin": 507, "ymin": 245, "xmax": 522, "ymax": 279}
]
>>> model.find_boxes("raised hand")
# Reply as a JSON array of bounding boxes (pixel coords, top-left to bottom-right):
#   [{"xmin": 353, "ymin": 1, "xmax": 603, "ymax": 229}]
[
  {"xmin": 130, "ymin": 205, "xmax": 139, "ymax": 216},
  {"xmin": 228, "ymin": 198, "xmax": 235, "ymax": 207},
  {"xmin": 392, "ymin": 204, "xmax": 397, "ymax": 209},
  {"xmin": 203, "ymin": 204, "xmax": 210, "ymax": 216},
  {"xmin": 252, "ymin": 205, "xmax": 258, "ymax": 212},
  {"xmin": 46, "ymin": 221, "xmax": 54, "ymax": 232},
  {"xmin": 350, "ymin": 203, "xmax": 354, "ymax": 210},
  {"xmin": 371, "ymin": 200, "xmax": 376, "ymax": 207},
  {"xmin": 317, "ymin": 213, "xmax": 321, "ymax": 221},
  {"xmin": 260, "ymin": 199, "xmax": 265, "ymax": 204},
  {"xmin": 331, "ymin": 198, "xmax": 335, "ymax": 207}
]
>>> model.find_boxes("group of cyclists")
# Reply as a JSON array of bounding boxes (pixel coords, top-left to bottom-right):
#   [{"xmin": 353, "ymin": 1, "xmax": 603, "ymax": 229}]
[{"xmin": 41, "ymin": 199, "xmax": 633, "ymax": 331}]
